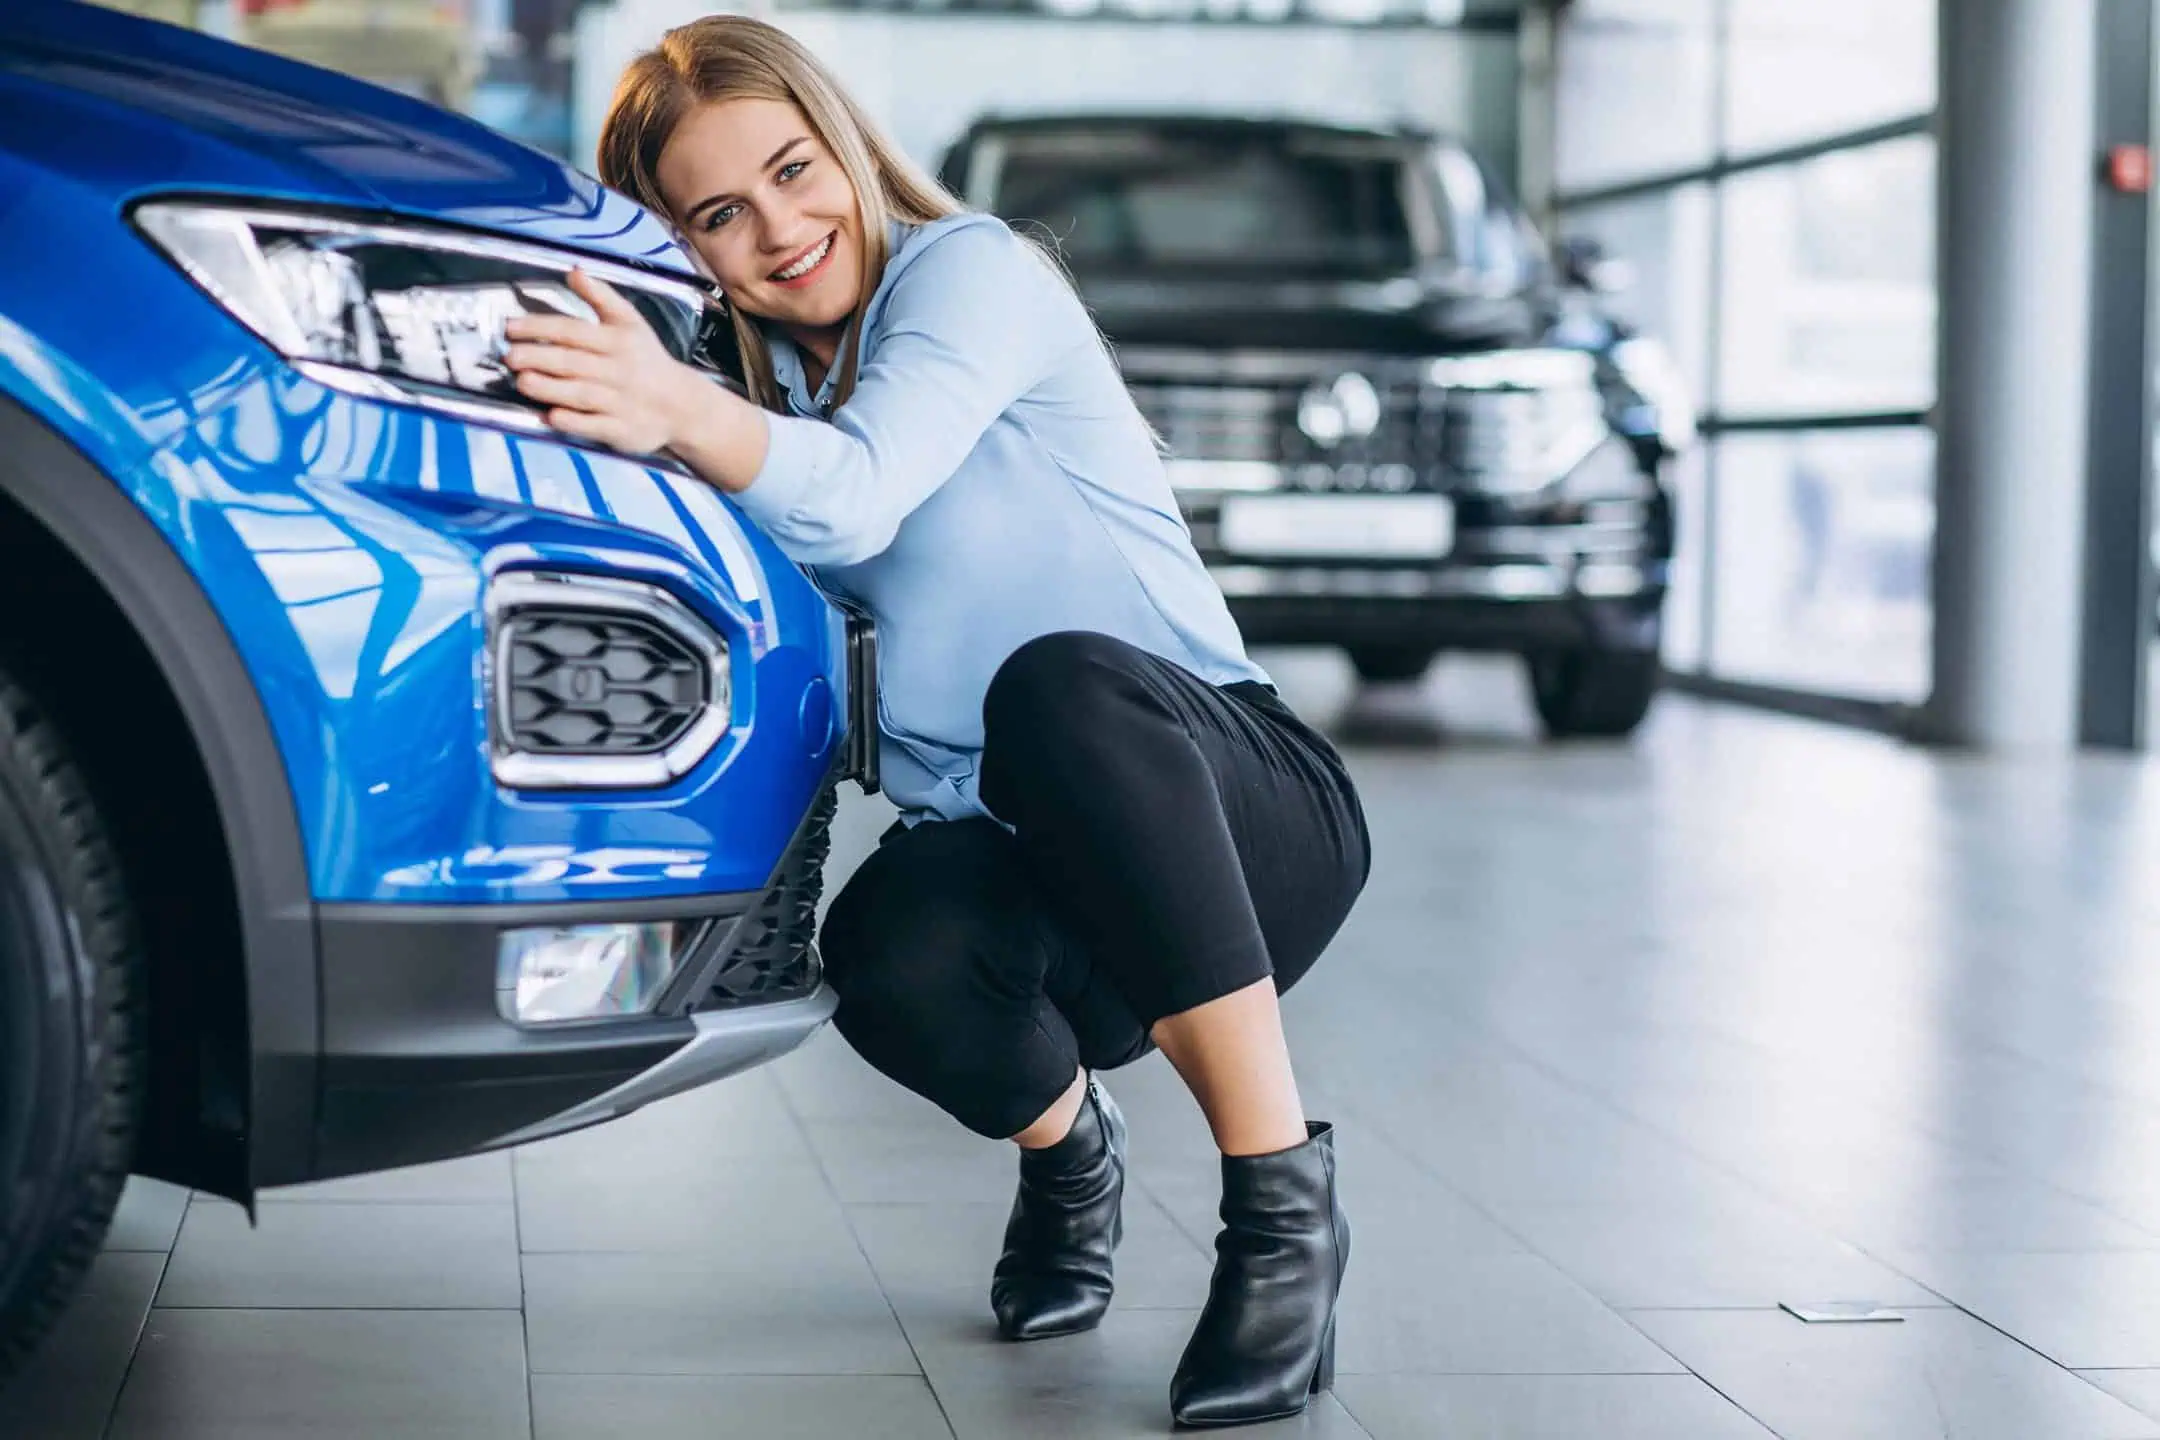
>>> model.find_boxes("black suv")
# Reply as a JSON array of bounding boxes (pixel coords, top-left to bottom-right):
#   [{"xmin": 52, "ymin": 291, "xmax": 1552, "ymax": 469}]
[{"xmin": 939, "ymin": 114, "xmax": 1694, "ymax": 737}]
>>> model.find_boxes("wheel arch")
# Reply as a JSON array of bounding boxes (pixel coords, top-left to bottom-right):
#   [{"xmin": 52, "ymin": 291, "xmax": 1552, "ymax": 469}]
[{"xmin": 0, "ymin": 396, "xmax": 318, "ymax": 1202}]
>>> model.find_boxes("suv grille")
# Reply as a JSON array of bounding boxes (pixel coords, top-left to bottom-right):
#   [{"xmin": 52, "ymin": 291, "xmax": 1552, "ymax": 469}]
[
  {"xmin": 1123, "ymin": 350, "xmax": 1602, "ymax": 494},
  {"xmin": 504, "ymin": 610, "xmax": 705, "ymax": 755},
  {"xmin": 700, "ymin": 786, "xmax": 835, "ymax": 1007},
  {"xmin": 1127, "ymin": 376, "xmax": 1441, "ymax": 482}
]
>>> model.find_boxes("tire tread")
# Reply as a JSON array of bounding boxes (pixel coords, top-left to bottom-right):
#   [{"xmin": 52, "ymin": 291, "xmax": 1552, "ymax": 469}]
[{"xmin": 0, "ymin": 667, "xmax": 145, "ymax": 1383}]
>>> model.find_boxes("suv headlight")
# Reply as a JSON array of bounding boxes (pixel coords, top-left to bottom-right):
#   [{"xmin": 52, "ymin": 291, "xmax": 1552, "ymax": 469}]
[
  {"xmin": 132, "ymin": 200, "xmax": 735, "ymax": 435},
  {"xmin": 1429, "ymin": 348, "xmax": 1611, "ymax": 496}
]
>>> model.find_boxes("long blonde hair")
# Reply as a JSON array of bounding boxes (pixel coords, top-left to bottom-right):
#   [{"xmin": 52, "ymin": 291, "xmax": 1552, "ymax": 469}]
[{"xmin": 597, "ymin": 16, "xmax": 961, "ymax": 411}]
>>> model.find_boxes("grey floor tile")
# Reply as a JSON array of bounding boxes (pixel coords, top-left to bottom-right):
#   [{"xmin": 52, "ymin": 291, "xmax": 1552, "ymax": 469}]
[
  {"xmin": 102, "ymin": 1179, "xmax": 190, "ymax": 1252},
  {"xmin": 1335, "ymin": 1252, "xmax": 1684, "ymax": 1375},
  {"xmin": 514, "ymin": 1068, "xmax": 816, "ymax": 1171},
  {"xmin": 515, "ymin": 1141, "xmax": 845, "ymax": 1254},
  {"xmin": 107, "ymin": 1309, "xmax": 528, "ymax": 1440},
  {"xmin": 532, "ymin": 1374, "xmax": 954, "ymax": 1440},
  {"xmin": 1135, "ymin": 1120, "xmax": 1526, "ymax": 1263},
  {"xmin": 848, "ymin": 1193, "xmax": 1211, "ymax": 1313},
  {"xmin": 1502, "ymin": 1190, "xmax": 1942, "ymax": 1310},
  {"xmin": 898, "ymin": 1297, "xmax": 1196, "ymax": 1391},
  {"xmin": 157, "ymin": 1199, "xmax": 522, "ymax": 1309},
  {"xmin": 770, "ymin": 1030, "xmax": 957, "ymax": 1127},
  {"xmin": 1334, "ymin": 1374, "xmax": 1777, "ymax": 1439},
  {"xmin": 803, "ymin": 1118, "xmax": 1020, "ymax": 1205},
  {"xmin": 2083, "ymin": 1372, "xmax": 2160, "ymax": 1423},
  {"xmin": 0, "ymin": 1252, "xmax": 164, "ymax": 1440},
  {"xmin": 1880, "ymin": 1251, "xmax": 2160, "ymax": 1369},
  {"xmin": 1631, "ymin": 1306, "xmax": 2160, "ymax": 1439},
  {"xmin": 902, "ymin": 1304, "xmax": 1369, "ymax": 1437},
  {"xmin": 1794, "ymin": 1169, "xmax": 2160, "ymax": 1255},
  {"xmin": 260, "ymin": 1153, "xmax": 513, "ymax": 1204},
  {"xmin": 931, "ymin": 1379, "xmax": 1372, "ymax": 1439},
  {"xmin": 524, "ymin": 1249, "xmax": 919, "ymax": 1376}
]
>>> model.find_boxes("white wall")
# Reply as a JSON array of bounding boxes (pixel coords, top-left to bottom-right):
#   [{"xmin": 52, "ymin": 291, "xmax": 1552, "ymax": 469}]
[{"xmin": 572, "ymin": 1, "xmax": 1515, "ymax": 183}]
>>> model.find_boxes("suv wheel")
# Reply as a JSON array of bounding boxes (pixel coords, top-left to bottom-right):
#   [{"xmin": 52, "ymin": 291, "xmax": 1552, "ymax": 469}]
[
  {"xmin": 1348, "ymin": 646, "xmax": 1437, "ymax": 685},
  {"xmin": 0, "ymin": 664, "xmax": 143, "ymax": 1382},
  {"xmin": 1526, "ymin": 647, "xmax": 1660, "ymax": 739}
]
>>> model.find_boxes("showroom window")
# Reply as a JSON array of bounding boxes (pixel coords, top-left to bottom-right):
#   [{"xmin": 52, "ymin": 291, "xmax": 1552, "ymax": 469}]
[
  {"xmin": 1555, "ymin": 0, "xmax": 1938, "ymax": 713},
  {"xmin": 85, "ymin": 0, "xmax": 581, "ymax": 159}
]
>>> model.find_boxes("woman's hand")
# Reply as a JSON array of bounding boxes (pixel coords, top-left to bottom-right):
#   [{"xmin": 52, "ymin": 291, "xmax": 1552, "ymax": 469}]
[{"xmin": 502, "ymin": 269, "xmax": 705, "ymax": 457}]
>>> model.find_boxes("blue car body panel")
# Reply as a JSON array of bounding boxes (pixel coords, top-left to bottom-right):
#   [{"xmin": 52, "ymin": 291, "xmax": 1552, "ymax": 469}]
[{"xmin": 0, "ymin": 1, "xmax": 846, "ymax": 906}]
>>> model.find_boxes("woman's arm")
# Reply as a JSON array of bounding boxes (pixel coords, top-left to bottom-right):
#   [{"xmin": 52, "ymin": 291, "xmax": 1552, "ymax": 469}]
[{"xmin": 505, "ymin": 219, "xmax": 1081, "ymax": 567}]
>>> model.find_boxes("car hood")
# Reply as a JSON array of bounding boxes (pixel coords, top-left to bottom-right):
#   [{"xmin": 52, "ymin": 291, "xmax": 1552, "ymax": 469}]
[
  {"xmin": 1070, "ymin": 270, "xmax": 1543, "ymax": 355},
  {"xmin": 1, "ymin": 2, "xmax": 692, "ymax": 276}
]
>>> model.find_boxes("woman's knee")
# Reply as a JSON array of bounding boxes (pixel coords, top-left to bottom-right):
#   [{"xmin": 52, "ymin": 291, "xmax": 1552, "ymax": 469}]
[{"xmin": 982, "ymin": 631, "xmax": 1172, "ymax": 793}]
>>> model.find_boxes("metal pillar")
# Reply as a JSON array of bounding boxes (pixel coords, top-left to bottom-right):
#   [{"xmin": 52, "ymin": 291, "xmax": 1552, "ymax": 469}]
[
  {"xmin": 1927, "ymin": 0, "xmax": 2099, "ymax": 749},
  {"xmin": 2077, "ymin": 0, "xmax": 2157, "ymax": 749}
]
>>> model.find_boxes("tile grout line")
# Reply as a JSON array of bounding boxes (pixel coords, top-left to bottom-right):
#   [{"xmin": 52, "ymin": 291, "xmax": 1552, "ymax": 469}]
[
  {"xmin": 769, "ymin": 1061, "xmax": 963, "ymax": 1439},
  {"xmin": 96, "ymin": 1187, "xmax": 190, "ymax": 1440},
  {"xmin": 510, "ymin": 1150, "xmax": 538, "ymax": 1440}
]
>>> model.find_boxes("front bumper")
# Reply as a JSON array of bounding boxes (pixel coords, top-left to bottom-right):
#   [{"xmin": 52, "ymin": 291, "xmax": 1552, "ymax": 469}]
[
  {"xmin": 307, "ymin": 898, "xmax": 832, "ymax": 1181},
  {"xmin": 1188, "ymin": 484, "xmax": 1671, "ymax": 654},
  {"xmin": 294, "ymin": 787, "xmax": 842, "ymax": 1184}
]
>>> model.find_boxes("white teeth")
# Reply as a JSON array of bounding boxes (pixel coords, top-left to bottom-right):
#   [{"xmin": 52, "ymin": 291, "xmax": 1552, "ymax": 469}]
[{"xmin": 775, "ymin": 236, "xmax": 831, "ymax": 282}]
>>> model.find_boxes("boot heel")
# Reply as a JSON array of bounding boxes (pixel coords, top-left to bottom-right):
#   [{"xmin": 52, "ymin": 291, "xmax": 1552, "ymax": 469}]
[{"xmin": 1309, "ymin": 1318, "xmax": 1337, "ymax": 1395}]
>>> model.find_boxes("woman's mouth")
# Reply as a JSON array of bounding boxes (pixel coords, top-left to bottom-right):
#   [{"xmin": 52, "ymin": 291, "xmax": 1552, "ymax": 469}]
[{"xmin": 770, "ymin": 233, "xmax": 836, "ymax": 288}]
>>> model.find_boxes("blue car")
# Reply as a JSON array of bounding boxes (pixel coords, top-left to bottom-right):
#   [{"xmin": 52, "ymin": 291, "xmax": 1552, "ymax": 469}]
[{"xmin": 0, "ymin": 0, "xmax": 865, "ymax": 1372}]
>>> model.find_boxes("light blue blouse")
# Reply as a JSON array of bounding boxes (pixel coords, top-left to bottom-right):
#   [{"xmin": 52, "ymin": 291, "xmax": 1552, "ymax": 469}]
[{"xmin": 734, "ymin": 211, "xmax": 1267, "ymax": 824}]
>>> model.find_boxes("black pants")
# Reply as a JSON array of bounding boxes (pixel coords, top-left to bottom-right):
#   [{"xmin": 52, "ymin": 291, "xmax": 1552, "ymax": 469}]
[{"xmin": 820, "ymin": 631, "xmax": 1370, "ymax": 1140}]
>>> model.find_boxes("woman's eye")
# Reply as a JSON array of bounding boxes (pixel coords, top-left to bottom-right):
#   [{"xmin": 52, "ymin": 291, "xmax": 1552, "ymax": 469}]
[
  {"xmin": 778, "ymin": 160, "xmax": 809, "ymax": 183},
  {"xmin": 703, "ymin": 204, "xmax": 740, "ymax": 231}
]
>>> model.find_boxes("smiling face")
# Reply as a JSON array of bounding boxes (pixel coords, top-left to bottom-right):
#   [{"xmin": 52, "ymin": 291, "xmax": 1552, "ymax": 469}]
[{"xmin": 655, "ymin": 97, "xmax": 865, "ymax": 350}]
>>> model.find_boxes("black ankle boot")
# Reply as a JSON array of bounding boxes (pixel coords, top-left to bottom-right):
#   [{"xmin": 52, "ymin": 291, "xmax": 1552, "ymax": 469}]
[
  {"xmin": 1170, "ymin": 1122, "xmax": 1348, "ymax": 1429},
  {"xmin": 991, "ymin": 1075, "xmax": 1127, "ymax": 1341}
]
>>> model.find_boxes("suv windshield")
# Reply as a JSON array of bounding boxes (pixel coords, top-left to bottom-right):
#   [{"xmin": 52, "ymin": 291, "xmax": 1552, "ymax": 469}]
[{"xmin": 985, "ymin": 128, "xmax": 1424, "ymax": 275}]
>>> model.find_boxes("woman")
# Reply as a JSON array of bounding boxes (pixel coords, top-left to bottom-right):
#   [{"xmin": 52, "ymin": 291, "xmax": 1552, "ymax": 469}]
[{"xmin": 500, "ymin": 17, "xmax": 1369, "ymax": 1427}]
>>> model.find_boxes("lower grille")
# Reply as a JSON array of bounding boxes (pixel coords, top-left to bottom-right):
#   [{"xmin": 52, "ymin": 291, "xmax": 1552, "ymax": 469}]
[
  {"xmin": 699, "ymin": 786, "xmax": 836, "ymax": 1008},
  {"xmin": 504, "ymin": 610, "xmax": 705, "ymax": 755}
]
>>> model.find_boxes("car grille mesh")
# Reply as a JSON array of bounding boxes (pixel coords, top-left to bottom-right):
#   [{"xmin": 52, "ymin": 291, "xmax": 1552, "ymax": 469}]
[
  {"xmin": 1125, "ymin": 366, "xmax": 1562, "ymax": 492},
  {"xmin": 503, "ymin": 610, "xmax": 706, "ymax": 755},
  {"xmin": 700, "ymin": 785, "xmax": 835, "ymax": 1007}
]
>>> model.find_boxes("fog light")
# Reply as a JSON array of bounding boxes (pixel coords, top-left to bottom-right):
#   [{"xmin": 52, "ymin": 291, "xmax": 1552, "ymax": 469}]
[{"xmin": 497, "ymin": 922, "xmax": 688, "ymax": 1025}]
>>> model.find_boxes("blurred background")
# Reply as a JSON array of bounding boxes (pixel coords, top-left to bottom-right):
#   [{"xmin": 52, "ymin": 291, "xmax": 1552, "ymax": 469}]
[
  {"xmin": 71, "ymin": 0, "xmax": 2160, "ymax": 759},
  {"xmin": 86, "ymin": 0, "xmax": 1991, "ymax": 748}
]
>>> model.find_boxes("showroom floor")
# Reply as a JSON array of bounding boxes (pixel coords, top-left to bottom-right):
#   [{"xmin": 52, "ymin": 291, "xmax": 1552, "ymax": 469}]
[{"xmin": 8, "ymin": 653, "xmax": 2160, "ymax": 1439}]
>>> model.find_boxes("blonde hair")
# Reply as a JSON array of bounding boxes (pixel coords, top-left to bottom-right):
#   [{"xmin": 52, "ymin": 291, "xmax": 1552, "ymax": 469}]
[{"xmin": 597, "ymin": 16, "xmax": 962, "ymax": 410}]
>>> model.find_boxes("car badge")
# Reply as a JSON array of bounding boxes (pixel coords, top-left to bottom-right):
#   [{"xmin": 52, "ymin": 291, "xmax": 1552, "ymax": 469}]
[{"xmin": 1296, "ymin": 372, "xmax": 1382, "ymax": 448}]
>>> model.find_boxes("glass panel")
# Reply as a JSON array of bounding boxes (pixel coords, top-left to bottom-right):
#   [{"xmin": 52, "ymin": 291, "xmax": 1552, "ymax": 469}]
[
  {"xmin": 1554, "ymin": 0, "xmax": 1717, "ymax": 193},
  {"xmin": 1708, "ymin": 428, "xmax": 1933, "ymax": 702},
  {"xmin": 88, "ymin": 0, "xmax": 582, "ymax": 162},
  {"xmin": 991, "ymin": 128, "xmax": 1420, "ymax": 274},
  {"xmin": 1559, "ymin": 185, "xmax": 1714, "ymax": 409},
  {"xmin": 1725, "ymin": 0, "xmax": 1937, "ymax": 157},
  {"xmin": 1717, "ymin": 137, "xmax": 1936, "ymax": 417},
  {"xmin": 1662, "ymin": 442, "xmax": 1708, "ymax": 671}
]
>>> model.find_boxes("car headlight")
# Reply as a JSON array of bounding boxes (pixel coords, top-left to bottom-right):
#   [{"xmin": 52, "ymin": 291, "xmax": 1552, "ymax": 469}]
[
  {"xmin": 132, "ymin": 200, "xmax": 735, "ymax": 434},
  {"xmin": 1427, "ymin": 348, "xmax": 1610, "ymax": 495},
  {"xmin": 1609, "ymin": 337, "xmax": 1698, "ymax": 456}
]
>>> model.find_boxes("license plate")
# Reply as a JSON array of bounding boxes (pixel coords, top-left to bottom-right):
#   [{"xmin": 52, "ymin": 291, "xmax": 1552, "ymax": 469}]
[{"xmin": 1217, "ymin": 495, "xmax": 1454, "ymax": 559}]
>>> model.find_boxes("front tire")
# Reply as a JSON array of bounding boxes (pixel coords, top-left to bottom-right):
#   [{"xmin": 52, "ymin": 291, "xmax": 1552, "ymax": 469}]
[
  {"xmin": 0, "ymin": 664, "xmax": 143, "ymax": 1383},
  {"xmin": 1348, "ymin": 646, "xmax": 1437, "ymax": 685},
  {"xmin": 1526, "ymin": 648, "xmax": 1660, "ymax": 739}
]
